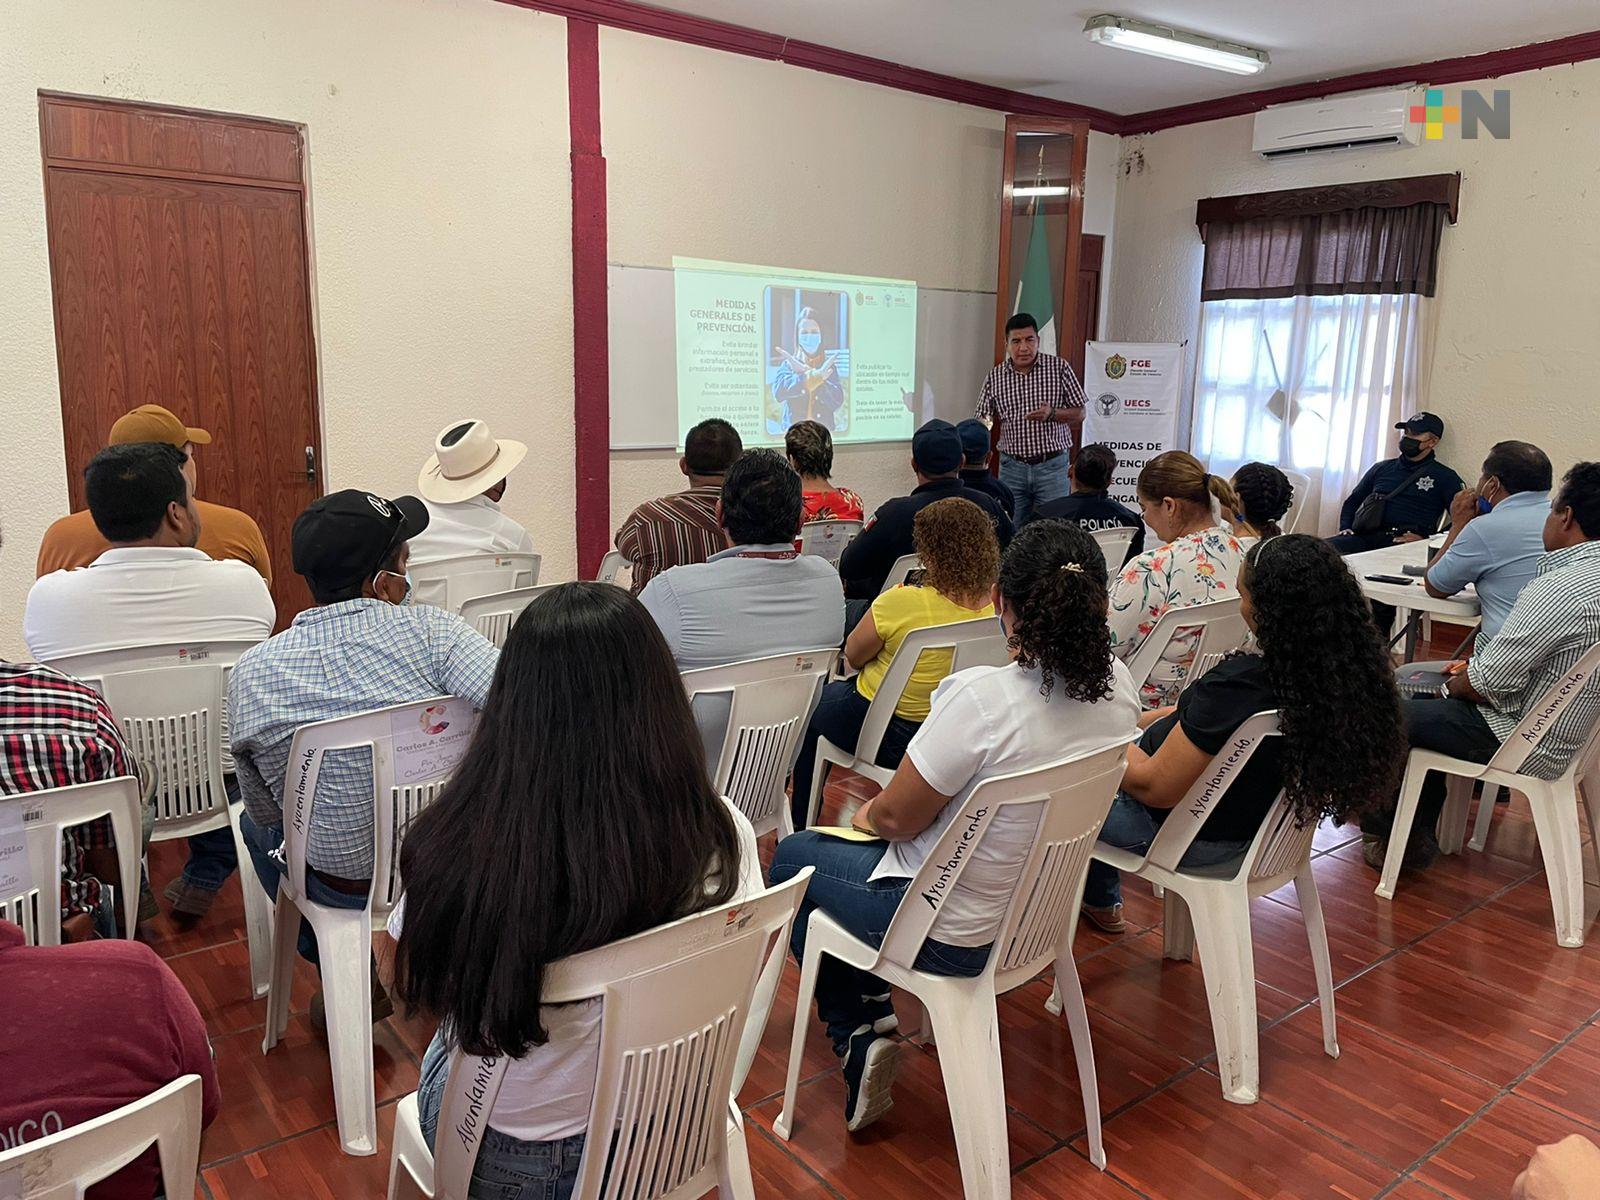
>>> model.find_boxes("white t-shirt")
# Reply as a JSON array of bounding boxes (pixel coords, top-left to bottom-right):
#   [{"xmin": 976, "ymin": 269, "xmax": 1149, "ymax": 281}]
[
  {"xmin": 876, "ymin": 658, "xmax": 1140, "ymax": 946},
  {"xmin": 24, "ymin": 546, "xmax": 277, "ymax": 663},
  {"xmin": 388, "ymin": 796, "xmax": 760, "ymax": 1143},
  {"xmin": 407, "ymin": 496, "xmax": 535, "ymax": 565}
]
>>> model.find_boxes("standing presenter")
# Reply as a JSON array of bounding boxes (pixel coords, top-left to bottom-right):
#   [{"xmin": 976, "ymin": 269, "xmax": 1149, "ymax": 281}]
[{"xmin": 976, "ymin": 312, "xmax": 1086, "ymax": 526}]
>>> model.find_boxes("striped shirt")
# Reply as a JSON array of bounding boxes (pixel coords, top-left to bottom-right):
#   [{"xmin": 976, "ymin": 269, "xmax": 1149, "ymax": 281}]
[
  {"xmin": 615, "ymin": 487, "xmax": 724, "ymax": 594},
  {"xmin": 976, "ymin": 352, "xmax": 1086, "ymax": 460},
  {"xmin": 1468, "ymin": 540, "xmax": 1600, "ymax": 779},
  {"xmin": 0, "ymin": 662, "xmax": 133, "ymax": 918},
  {"xmin": 229, "ymin": 600, "xmax": 498, "ymax": 877}
]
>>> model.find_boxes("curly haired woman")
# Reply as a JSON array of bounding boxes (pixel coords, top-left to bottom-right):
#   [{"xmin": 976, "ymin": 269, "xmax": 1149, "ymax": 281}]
[
  {"xmin": 1227, "ymin": 462, "xmax": 1296, "ymax": 543},
  {"xmin": 1082, "ymin": 533, "xmax": 1406, "ymax": 933},
  {"xmin": 771, "ymin": 519, "xmax": 1139, "ymax": 1131},
  {"xmin": 789, "ymin": 496, "xmax": 998, "ymax": 828}
]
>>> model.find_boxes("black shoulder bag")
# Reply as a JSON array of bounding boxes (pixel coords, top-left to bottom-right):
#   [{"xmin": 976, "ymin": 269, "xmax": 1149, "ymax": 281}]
[{"xmin": 1350, "ymin": 461, "xmax": 1433, "ymax": 535}]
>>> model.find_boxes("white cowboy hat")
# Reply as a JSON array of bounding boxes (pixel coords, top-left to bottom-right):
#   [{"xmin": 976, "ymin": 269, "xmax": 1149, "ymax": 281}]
[{"xmin": 417, "ymin": 419, "xmax": 529, "ymax": 504}]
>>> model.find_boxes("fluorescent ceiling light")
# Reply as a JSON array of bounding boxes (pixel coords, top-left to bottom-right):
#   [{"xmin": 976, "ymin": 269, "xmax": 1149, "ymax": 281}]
[
  {"xmin": 1013, "ymin": 185, "xmax": 1069, "ymax": 197},
  {"xmin": 1083, "ymin": 14, "xmax": 1268, "ymax": 76}
]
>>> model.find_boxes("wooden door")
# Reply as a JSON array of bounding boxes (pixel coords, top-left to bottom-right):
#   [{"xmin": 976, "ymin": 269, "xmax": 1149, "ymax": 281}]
[
  {"xmin": 1065, "ymin": 234, "xmax": 1103, "ymax": 381},
  {"xmin": 39, "ymin": 94, "xmax": 323, "ymax": 625}
]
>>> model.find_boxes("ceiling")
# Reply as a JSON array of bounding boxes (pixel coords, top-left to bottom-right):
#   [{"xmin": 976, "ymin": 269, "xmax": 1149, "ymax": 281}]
[{"xmin": 638, "ymin": 0, "xmax": 1600, "ymax": 114}]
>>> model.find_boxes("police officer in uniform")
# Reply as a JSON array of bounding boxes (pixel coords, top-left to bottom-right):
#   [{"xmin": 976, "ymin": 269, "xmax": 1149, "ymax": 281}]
[{"xmin": 1329, "ymin": 413, "xmax": 1463, "ymax": 554}]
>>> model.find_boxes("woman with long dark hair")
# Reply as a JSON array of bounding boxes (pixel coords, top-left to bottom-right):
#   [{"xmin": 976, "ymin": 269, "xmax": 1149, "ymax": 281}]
[
  {"xmin": 390, "ymin": 583, "xmax": 759, "ymax": 1196},
  {"xmin": 1081, "ymin": 534, "xmax": 1406, "ymax": 933},
  {"xmin": 771, "ymin": 520, "xmax": 1140, "ymax": 1133}
]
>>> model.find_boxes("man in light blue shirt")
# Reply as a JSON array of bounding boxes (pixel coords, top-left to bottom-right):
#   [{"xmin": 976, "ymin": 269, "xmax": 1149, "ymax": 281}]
[{"xmin": 1423, "ymin": 441, "xmax": 1553, "ymax": 644}]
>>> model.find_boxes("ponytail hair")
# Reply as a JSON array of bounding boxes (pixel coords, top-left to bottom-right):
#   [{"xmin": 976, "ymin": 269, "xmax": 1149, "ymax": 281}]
[
  {"xmin": 998, "ymin": 519, "xmax": 1116, "ymax": 703},
  {"xmin": 1231, "ymin": 462, "xmax": 1295, "ymax": 540},
  {"xmin": 1139, "ymin": 450, "xmax": 1235, "ymax": 523}
]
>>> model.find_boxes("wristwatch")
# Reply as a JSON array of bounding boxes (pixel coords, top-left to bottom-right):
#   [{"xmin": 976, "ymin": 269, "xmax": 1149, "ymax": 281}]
[{"xmin": 1437, "ymin": 681, "xmax": 1452, "ymax": 699}]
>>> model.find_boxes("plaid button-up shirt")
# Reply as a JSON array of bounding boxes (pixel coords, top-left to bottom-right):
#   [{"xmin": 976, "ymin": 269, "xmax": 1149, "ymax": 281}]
[
  {"xmin": 229, "ymin": 600, "xmax": 498, "ymax": 878},
  {"xmin": 976, "ymin": 352, "xmax": 1086, "ymax": 459},
  {"xmin": 0, "ymin": 662, "xmax": 133, "ymax": 918}
]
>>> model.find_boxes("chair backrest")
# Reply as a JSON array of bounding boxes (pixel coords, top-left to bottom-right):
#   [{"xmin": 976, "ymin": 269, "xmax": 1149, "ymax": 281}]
[
  {"xmin": 1124, "ymin": 596, "xmax": 1249, "ymax": 696},
  {"xmin": 0, "ymin": 777, "xmax": 142, "ymax": 946},
  {"xmin": 97, "ymin": 666, "xmax": 230, "ymax": 840},
  {"xmin": 1485, "ymin": 640, "xmax": 1600, "ymax": 778},
  {"xmin": 430, "ymin": 872, "xmax": 812, "ymax": 1200},
  {"xmin": 458, "ymin": 584, "xmax": 560, "ymax": 648},
  {"xmin": 0, "ymin": 1074, "xmax": 203, "ymax": 1200},
  {"xmin": 594, "ymin": 549, "xmax": 630, "ymax": 586},
  {"xmin": 280, "ymin": 696, "xmax": 476, "ymax": 916},
  {"xmin": 799, "ymin": 519, "xmax": 862, "ymax": 565},
  {"xmin": 877, "ymin": 553, "xmax": 923, "ymax": 595},
  {"xmin": 681, "ymin": 650, "xmax": 834, "ymax": 838},
  {"xmin": 1280, "ymin": 468, "xmax": 1312, "ymax": 535},
  {"xmin": 855, "ymin": 617, "xmax": 1010, "ymax": 765},
  {"xmin": 876, "ymin": 743, "xmax": 1130, "ymax": 990},
  {"xmin": 409, "ymin": 552, "xmax": 541, "ymax": 613},
  {"xmin": 1089, "ymin": 525, "xmax": 1137, "ymax": 566},
  {"xmin": 1140, "ymin": 711, "xmax": 1298, "ymax": 883}
]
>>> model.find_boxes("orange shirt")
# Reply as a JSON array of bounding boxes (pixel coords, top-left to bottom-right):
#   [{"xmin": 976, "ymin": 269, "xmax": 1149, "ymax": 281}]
[{"xmin": 36, "ymin": 500, "xmax": 273, "ymax": 584}]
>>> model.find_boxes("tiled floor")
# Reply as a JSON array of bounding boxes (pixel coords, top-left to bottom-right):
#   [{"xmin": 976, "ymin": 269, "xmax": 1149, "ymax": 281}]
[{"xmin": 154, "ymin": 770, "xmax": 1600, "ymax": 1199}]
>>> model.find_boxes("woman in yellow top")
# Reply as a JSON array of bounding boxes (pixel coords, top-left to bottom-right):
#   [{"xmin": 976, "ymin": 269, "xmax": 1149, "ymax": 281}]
[{"xmin": 789, "ymin": 497, "xmax": 999, "ymax": 828}]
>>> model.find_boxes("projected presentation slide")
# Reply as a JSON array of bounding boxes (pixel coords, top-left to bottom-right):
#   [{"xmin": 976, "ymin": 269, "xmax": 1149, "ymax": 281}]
[{"xmin": 673, "ymin": 257, "xmax": 918, "ymax": 448}]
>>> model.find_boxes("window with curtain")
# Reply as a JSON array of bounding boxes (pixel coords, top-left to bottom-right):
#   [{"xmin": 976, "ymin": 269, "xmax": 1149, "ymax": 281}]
[{"xmin": 1190, "ymin": 176, "xmax": 1459, "ymax": 535}]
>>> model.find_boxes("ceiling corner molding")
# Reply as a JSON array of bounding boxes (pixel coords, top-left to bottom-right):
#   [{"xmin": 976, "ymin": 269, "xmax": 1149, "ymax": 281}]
[
  {"xmin": 1120, "ymin": 28, "xmax": 1600, "ymax": 135},
  {"xmin": 495, "ymin": 0, "xmax": 1123, "ymax": 131}
]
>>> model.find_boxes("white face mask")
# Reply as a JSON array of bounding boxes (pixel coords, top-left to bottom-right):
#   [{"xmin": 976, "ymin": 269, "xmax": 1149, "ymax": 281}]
[
  {"xmin": 798, "ymin": 330, "xmax": 822, "ymax": 355},
  {"xmin": 376, "ymin": 569, "xmax": 414, "ymax": 606}
]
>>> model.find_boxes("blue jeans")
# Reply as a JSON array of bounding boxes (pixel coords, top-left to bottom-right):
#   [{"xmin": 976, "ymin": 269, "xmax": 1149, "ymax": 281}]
[
  {"xmin": 999, "ymin": 453, "xmax": 1071, "ymax": 528},
  {"xmin": 790, "ymin": 680, "xmax": 920, "ymax": 829},
  {"xmin": 418, "ymin": 1030, "xmax": 586, "ymax": 1199},
  {"xmin": 182, "ymin": 777, "xmax": 241, "ymax": 892},
  {"xmin": 238, "ymin": 809, "xmax": 367, "ymax": 968},
  {"xmin": 768, "ymin": 831, "xmax": 991, "ymax": 1055},
  {"xmin": 1082, "ymin": 794, "xmax": 1251, "ymax": 908}
]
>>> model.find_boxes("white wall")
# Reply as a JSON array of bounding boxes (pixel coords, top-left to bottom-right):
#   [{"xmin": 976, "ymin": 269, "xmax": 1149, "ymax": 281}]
[
  {"xmin": 1, "ymin": 0, "xmax": 573, "ymax": 655},
  {"xmin": 1108, "ymin": 60, "xmax": 1600, "ymax": 483},
  {"xmin": 600, "ymin": 26, "xmax": 1120, "ymax": 528}
]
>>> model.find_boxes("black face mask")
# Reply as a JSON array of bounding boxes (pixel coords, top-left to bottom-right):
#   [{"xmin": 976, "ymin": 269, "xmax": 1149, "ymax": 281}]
[{"xmin": 1399, "ymin": 436, "xmax": 1424, "ymax": 457}]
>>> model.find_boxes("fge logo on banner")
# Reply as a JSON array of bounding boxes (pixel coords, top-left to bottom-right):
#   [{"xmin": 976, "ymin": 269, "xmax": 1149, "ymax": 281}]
[{"xmin": 1410, "ymin": 88, "xmax": 1510, "ymax": 140}]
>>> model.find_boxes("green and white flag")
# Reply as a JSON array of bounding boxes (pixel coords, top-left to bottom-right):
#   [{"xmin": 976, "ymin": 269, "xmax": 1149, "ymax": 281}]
[{"xmin": 1014, "ymin": 204, "xmax": 1056, "ymax": 355}]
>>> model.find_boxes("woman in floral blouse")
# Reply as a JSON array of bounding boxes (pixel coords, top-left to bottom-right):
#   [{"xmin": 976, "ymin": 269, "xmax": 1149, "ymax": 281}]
[
  {"xmin": 787, "ymin": 420, "xmax": 864, "ymax": 525},
  {"xmin": 1109, "ymin": 451, "xmax": 1246, "ymax": 707}
]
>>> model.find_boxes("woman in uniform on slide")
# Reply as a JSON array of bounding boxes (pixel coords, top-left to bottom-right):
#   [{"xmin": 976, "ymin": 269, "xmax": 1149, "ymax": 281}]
[{"xmin": 774, "ymin": 305, "xmax": 845, "ymax": 430}]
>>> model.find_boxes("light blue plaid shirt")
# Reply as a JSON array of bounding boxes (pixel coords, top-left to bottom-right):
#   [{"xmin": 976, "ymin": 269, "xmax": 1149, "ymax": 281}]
[{"xmin": 229, "ymin": 599, "xmax": 498, "ymax": 877}]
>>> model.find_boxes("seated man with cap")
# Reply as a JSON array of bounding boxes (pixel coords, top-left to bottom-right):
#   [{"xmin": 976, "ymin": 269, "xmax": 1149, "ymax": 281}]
[
  {"xmin": 406, "ymin": 419, "xmax": 534, "ymax": 565},
  {"xmin": 956, "ymin": 418, "xmax": 1015, "ymax": 519},
  {"xmin": 839, "ymin": 419, "xmax": 1013, "ymax": 601},
  {"xmin": 229, "ymin": 490, "xmax": 498, "ymax": 1012},
  {"xmin": 1328, "ymin": 412, "xmax": 1464, "ymax": 555},
  {"xmin": 37, "ymin": 403, "xmax": 273, "ymax": 583}
]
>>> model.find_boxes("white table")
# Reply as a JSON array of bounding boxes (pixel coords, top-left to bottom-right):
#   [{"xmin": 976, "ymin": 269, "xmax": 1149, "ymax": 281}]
[{"xmin": 1344, "ymin": 536, "xmax": 1479, "ymax": 659}]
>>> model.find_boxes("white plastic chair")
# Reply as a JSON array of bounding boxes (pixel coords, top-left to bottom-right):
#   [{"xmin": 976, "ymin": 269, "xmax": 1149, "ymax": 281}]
[
  {"xmin": 1280, "ymin": 468, "xmax": 1312, "ymax": 535},
  {"xmin": 0, "ymin": 777, "xmax": 142, "ymax": 946},
  {"xmin": 776, "ymin": 744, "xmax": 1131, "ymax": 1191},
  {"xmin": 261, "ymin": 696, "xmax": 475, "ymax": 1156},
  {"xmin": 458, "ymin": 584, "xmax": 560, "ymax": 647},
  {"xmin": 877, "ymin": 552, "xmax": 923, "ymax": 595},
  {"xmin": 1089, "ymin": 525, "xmax": 1137, "ymax": 567},
  {"xmin": 594, "ymin": 549, "xmax": 630, "ymax": 586},
  {"xmin": 800, "ymin": 519, "xmax": 863, "ymax": 565},
  {"xmin": 682, "ymin": 650, "xmax": 835, "ymax": 839},
  {"xmin": 0, "ymin": 1074, "xmax": 203, "ymax": 1200},
  {"xmin": 385, "ymin": 872, "xmax": 812, "ymax": 1200},
  {"xmin": 1089, "ymin": 711, "xmax": 1339, "ymax": 1104},
  {"xmin": 1379, "ymin": 641, "xmax": 1600, "ymax": 947},
  {"xmin": 1124, "ymin": 596, "xmax": 1249, "ymax": 700},
  {"xmin": 802, "ymin": 617, "xmax": 1010, "ymax": 828},
  {"xmin": 95, "ymin": 663, "xmax": 276, "ymax": 997},
  {"xmin": 409, "ymin": 552, "xmax": 540, "ymax": 613}
]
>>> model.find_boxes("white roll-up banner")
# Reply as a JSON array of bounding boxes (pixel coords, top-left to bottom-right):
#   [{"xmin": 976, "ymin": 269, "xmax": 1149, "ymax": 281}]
[{"xmin": 1080, "ymin": 343, "xmax": 1183, "ymax": 509}]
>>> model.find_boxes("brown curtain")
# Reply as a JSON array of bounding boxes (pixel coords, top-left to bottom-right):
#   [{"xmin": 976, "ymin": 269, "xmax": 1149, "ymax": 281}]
[{"xmin": 1195, "ymin": 174, "xmax": 1459, "ymax": 302}]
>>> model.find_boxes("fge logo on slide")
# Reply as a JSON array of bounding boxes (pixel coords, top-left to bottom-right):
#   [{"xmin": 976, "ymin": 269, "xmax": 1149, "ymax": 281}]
[{"xmin": 1410, "ymin": 88, "xmax": 1510, "ymax": 140}]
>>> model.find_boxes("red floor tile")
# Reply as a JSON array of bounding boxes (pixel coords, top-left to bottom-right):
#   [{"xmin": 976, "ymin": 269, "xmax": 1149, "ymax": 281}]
[
  {"xmin": 1514, "ymin": 1022, "xmax": 1600, "ymax": 1132},
  {"xmin": 165, "ymin": 937, "xmax": 318, "ymax": 1039},
  {"xmin": 1414, "ymin": 1093, "xmax": 1600, "ymax": 1200},
  {"xmin": 203, "ymin": 1099, "xmax": 400, "ymax": 1199},
  {"xmin": 1012, "ymin": 1147, "xmax": 1148, "ymax": 1198}
]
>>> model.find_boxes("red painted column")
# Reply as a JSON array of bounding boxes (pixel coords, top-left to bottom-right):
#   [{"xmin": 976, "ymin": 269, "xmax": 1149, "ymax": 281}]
[{"xmin": 568, "ymin": 18, "xmax": 609, "ymax": 578}]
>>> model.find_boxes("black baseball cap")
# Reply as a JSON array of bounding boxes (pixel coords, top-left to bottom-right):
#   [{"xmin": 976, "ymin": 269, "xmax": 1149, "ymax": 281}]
[
  {"xmin": 1396, "ymin": 412, "xmax": 1445, "ymax": 437},
  {"xmin": 291, "ymin": 489, "xmax": 429, "ymax": 595},
  {"xmin": 912, "ymin": 419, "xmax": 963, "ymax": 475},
  {"xmin": 955, "ymin": 419, "xmax": 992, "ymax": 463}
]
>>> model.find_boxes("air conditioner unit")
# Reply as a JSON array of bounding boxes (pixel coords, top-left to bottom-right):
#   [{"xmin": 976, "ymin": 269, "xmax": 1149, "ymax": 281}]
[{"xmin": 1251, "ymin": 88, "xmax": 1421, "ymax": 158}]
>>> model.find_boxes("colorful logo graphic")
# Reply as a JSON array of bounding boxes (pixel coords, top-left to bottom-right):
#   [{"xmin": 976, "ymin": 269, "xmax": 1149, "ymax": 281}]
[
  {"xmin": 1409, "ymin": 88, "xmax": 1510, "ymax": 140},
  {"xmin": 420, "ymin": 704, "xmax": 451, "ymax": 736},
  {"xmin": 1104, "ymin": 354, "xmax": 1127, "ymax": 380}
]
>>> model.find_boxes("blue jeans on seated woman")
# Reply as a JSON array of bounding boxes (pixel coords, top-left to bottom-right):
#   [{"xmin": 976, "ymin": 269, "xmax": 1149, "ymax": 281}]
[
  {"xmin": 1082, "ymin": 794, "xmax": 1252, "ymax": 909},
  {"xmin": 418, "ymin": 1030, "xmax": 586, "ymax": 1200},
  {"xmin": 768, "ymin": 830, "xmax": 991, "ymax": 1056},
  {"xmin": 790, "ymin": 680, "xmax": 921, "ymax": 830}
]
